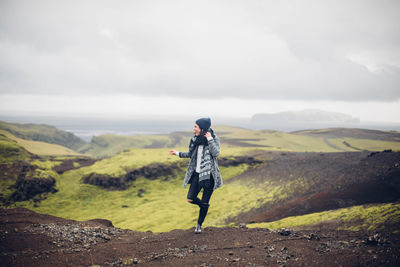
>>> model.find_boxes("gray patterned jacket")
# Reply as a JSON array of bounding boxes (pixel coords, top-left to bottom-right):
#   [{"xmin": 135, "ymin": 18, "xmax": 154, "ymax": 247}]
[{"xmin": 179, "ymin": 135, "xmax": 223, "ymax": 190}]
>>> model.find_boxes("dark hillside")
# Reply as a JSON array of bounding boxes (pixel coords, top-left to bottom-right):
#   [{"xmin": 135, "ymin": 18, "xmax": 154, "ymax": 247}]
[{"xmin": 226, "ymin": 150, "xmax": 400, "ymax": 224}]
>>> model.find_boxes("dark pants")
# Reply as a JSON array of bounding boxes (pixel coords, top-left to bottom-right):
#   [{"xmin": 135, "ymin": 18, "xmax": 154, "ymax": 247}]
[{"xmin": 187, "ymin": 172, "xmax": 215, "ymax": 226}]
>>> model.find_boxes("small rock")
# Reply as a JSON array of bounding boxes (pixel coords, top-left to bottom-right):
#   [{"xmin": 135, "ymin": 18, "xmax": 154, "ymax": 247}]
[
  {"xmin": 199, "ymin": 245, "xmax": 208, "ymax": 250},
  {"xmin": 228, "ymin": 251, "xmax": 234, "ymax": 255},
  {"xmin": 307, "ymin": 233, "xmax": 320, "ymax": 240},
  {"xmin": 239, "ymin": 223, "xmax": 247, "ymax": 229},
  {"xmin": 277, "ymin": 228, "xmax": 291, "ymax": 236},
  {"xmin": 232, "ymin": 258, "xmax": 240, "ymax": 262}
]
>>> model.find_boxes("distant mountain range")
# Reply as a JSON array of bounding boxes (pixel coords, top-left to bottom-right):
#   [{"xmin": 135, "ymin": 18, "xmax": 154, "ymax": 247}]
[{"xmin": 251, "ymin": 109, "xmax": 360, "ymax": 124}]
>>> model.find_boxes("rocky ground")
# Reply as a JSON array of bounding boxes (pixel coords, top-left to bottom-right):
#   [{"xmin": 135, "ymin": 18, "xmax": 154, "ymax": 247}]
[{"xmin": 1, "ymin": 208, "xmax": 399, "ymax": 266}]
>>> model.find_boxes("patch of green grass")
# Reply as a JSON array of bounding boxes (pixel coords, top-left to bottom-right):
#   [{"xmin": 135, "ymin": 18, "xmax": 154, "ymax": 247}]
[
  {"xmin": 0, "ymin": 139, "xmax": 32, "ymax": 163},
  {"xmin": 30, "ymin": 168, "xmax": 59, "ymax": 179},
  {"xmin": 31, "ymin": 159, "xmax": 63, "ymax": 170},
  {"xmin": 247, "ymin": 202, "xmax": 400, "ymax": 233},
  {"xmin": 340, "ymin": 138, "xmax": 400, "ymax": 152},
  {"xmin": 81, "ymin": 148, "xmax": 183, "ymax": 176},
  {"xmin": 0, "ymin": 180, "xmax": 17, "ymax": 199},
  {"xmin": 73, "ymin": 162, "xmax": 80, "ymax": 168},
  {"xmin": 218, "ymin": 164, "xmax": 249, "ymax": 181}
]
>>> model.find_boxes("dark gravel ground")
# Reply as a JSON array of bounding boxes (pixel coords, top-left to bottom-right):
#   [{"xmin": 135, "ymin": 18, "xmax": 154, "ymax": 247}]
[{"xmin": 1, "ymin": 208, "xmax": 399, "ymax": 267}]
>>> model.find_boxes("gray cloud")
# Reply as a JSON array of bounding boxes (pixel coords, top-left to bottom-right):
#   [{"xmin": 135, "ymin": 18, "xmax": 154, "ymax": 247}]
[{"xmin": 0, "ymin": 0, "xmax": 399, "ymax": 101}]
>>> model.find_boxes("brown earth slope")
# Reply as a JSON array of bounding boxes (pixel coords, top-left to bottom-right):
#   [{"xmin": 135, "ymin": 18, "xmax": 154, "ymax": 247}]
[
  {"xmin": 225, "ymin": 150, "xmax": 400, "ymax": 224},
  {"xmin": 1, "ymin": 208, "xmax": 399, "ymax": 267}
]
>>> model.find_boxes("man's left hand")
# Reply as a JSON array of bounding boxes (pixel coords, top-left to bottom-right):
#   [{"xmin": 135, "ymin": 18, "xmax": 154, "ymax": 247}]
[{"xmin": 205, "ymin": 132, "xmax": 211, "ymax": 138}]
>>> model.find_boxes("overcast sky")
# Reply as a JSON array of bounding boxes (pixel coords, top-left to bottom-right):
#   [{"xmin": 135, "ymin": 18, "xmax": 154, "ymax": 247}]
[{"xmin": 0, "ymin": 0, "xmax": 399, "ymax": 122}]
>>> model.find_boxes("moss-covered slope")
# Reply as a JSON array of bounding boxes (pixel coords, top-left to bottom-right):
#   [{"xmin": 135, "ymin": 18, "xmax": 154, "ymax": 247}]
[{"xmin": 0, "ymin": 120, "xmax": 86, "ymax": 151}]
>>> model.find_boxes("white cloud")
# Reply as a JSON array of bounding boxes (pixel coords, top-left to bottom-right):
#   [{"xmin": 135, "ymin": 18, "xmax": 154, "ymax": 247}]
[{"xmin": 0, "ymin": 0, "xmax": 399, "ymax": 101}]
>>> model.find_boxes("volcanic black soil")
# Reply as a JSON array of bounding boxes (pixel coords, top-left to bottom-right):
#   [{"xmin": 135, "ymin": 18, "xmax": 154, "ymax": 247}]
[
  {"xmin": 1, "ymin": 208, "xmax": 399, "ymax": 267},
  {"xmin": 225, "ymin": 150, "xmax": 400, "ymax": 225}
]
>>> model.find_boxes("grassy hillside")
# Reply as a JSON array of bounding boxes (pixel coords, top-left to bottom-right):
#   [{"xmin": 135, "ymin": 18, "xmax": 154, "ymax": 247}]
[
  {"xmin": 5, "ymin": 147, "xmax": 399, "ymax": 233},
  {"xmin": 1, "ymin": 123, "xmax": 400, "ymax": 234},
  {"xmin": 215, "ymin": 125, "xmax": 400, "ymax": 152},
  {"xmin": 0, "ymin": 130, "xmax": 85, "ymax": 157},
  {"xmin": 0, "ymin": 120, "xmax": 86, "ymax": 151},
  {"xmin": 77, "ymin": 132, "xmax": 192, "ymax": 158},
  {"xmin": 0, "ymin": 132, "xmax": 33, "ymax": 163},
  {"xmin": 4, "ymin": 146, "xmax": 269, "ymax": 232},
  {"xmin": 292, "ymin": 128, "xmax": 400, "ymax": 141},
  {"xmin": 1, "ymin": 121, "xmax": 399, "ymax": 159},
  {"xmin": 79, "ymin": 125, "xmax": 400, "ymax": 158},
  {"xmin": 248, "ymin": 202, "xmax": 400, "ymax": 233}
]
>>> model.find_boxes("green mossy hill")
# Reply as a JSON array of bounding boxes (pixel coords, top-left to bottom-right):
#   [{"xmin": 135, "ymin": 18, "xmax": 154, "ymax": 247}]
[
  {"xmin": 215, "ymin": 125, "xmax": 400, "ymax": 152},
  {"xmin": 0, "ymin": 133, "xmax": 33, "ymax": 163},
  {"xmin": 248, "ymin": 202, "xmax": 400, "ymax": 234},
  {"xmin": 76, "ymin": 125, "xmax": 400, "ymax": 158},
  {"xmin": 0, "ymin": 159, "xmax": 60, "ymax": 205},
  {"xmin": 4, "ymin": 146, "xmax": 264, "ymax": 232},
  {"xmin": 292, "ymin": 127, "xmax": 400, "ymax": 142},
  {"xmin": 78, "ymin": 131, "xmax": 192, "ymax": 158},
  {"xmin": 0, "ymin": 130, "xmax": 85, "ymax": 157},
  {"xmin": 0, "ymin": 134, "xmax": 78, "ymax": 205},
  {"xmin": 0, "ymin": 120, "xmax": 86, "ymax": 151},
  {"xmin": 2, "ymin": 124, "xmax": 400, "ymax": 233},
  {"xmin": 10, "ymin": 172, "xmax": 58, "ymax": 203}
]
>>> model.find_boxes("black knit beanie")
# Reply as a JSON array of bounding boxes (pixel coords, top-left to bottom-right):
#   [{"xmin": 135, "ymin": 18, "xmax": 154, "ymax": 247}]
[{"xmin": 195, "ymin": 117, "xmax": 211, "ymax": 131}]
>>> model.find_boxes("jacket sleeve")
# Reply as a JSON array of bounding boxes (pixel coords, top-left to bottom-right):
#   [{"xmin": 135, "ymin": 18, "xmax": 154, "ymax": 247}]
[
  {"xmin": 178, "ymin": 139, "xmax": 194, "ymax": 158},
  {"xmin": 208, "ymin": 135, "xmax": 220, "ymax": 157},
  {"xmin": 178, "ymin": 150, "xmax": 192, "ymax": 158}
]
